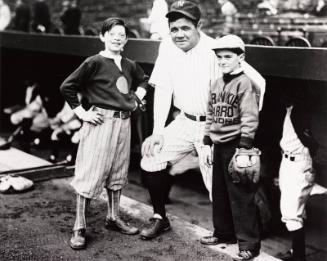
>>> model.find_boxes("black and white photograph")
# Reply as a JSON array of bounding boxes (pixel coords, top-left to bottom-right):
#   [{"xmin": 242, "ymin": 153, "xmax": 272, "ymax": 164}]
[{"xmin": 0, "ymin": 0, "xmax": 326, "ymax": 260}]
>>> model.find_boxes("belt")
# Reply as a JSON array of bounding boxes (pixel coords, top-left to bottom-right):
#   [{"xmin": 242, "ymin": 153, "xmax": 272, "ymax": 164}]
[
  {"xmin": 113, "ymin": 111, "xmax": 131, "ymax": 119},
  {"xmin": 184, "ymin": 112, "xmax": 206, "ymax": 122},
  {"xmin": 283, "ymin": 152, "xmax": 307, "ymax": 162}
]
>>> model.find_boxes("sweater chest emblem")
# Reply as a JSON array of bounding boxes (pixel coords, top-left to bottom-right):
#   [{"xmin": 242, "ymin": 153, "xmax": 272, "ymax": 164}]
[{"xmin": 116, "ymin": 76, "xmax": 129, "ymax": 94}]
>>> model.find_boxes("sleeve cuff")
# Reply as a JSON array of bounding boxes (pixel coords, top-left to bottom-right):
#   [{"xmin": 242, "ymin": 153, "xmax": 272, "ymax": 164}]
[
  {"xmin": 203, "ymin": 135, "xmax": 213, "ymax": 146},
  {"xmin": 238, "ymin": 136, "xmax": 254, "ymax": 149}
]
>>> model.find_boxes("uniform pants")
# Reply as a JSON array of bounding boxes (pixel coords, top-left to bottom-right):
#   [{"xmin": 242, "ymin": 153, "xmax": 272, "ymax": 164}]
[
  {"xmin": 279, "ymin": 148, "xmax": 315, "ymax": 231},
  {"xmin": 140, "ymin": 113, "xmax": 208, "ymax": 174},
  {"xmin": 212, "ymin": 139, "xmax": 260, "ymax": 252},
  {"xmin": 71, "ymin": 107, "xmax": 131, "ymax": 199}
]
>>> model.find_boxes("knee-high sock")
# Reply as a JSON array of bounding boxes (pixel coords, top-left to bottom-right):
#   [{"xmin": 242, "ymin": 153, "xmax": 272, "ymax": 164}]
[
  {"xmin": 73, "ymin": 194, "xmax": 89, "ymax": 231},
  {"xmin": 164, "ymin": 174, "xmax": 174, "ymax": 202},
  {"xmin": 145, "ymin": 170, "xmax": 168, "ymax": 218},
  {"xmin": 106, "ymin": 189, "xmax": 121, "ymax": 220},
  {"xmin": 291, "ymin": 228, "xmax": 305, "ymax": 260}
]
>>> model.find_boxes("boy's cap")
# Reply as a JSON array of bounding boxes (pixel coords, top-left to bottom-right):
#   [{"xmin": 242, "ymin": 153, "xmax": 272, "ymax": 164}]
[
  {"xmin": 166, "ymin": 1, "xmax": 201, "ymax": 21},
  {"xmin": 212, "ymin": 35, "xmax": 245, "ymax": 52}
]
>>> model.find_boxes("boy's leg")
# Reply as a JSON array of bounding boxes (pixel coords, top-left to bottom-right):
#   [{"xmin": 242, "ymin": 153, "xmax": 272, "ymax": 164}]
[
  {"xmin": 222, "ymin": 140, "xmax": 261, "ymax": 256},
  {"xmin": 70, "ymin": 193, "xmax": 90, "ymax": 250},
  {"xmin": 105, "ymin": 189, "xmax": 139, "ymax": 235},
  {"xmin": 71, "ymin": 111, "xmax": 123, "ymax": 198},
  {"xmin": 201, "ymin": 143, "xmax": 237, "ymax": 245},
  {"xmin": 105, "ymin": 118, "xmax": 138, "ymax": 235}
]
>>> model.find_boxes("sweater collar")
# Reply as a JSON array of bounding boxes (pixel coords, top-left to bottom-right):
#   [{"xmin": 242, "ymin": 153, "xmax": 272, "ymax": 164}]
[{"xmin": 222, "ymin": 69, "xmax": 244, "ymax": 83}]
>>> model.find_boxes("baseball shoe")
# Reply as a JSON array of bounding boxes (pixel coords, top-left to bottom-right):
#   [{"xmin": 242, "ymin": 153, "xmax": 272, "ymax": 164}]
[
  {"xmin": 69, "ymin": 229, "xmax": 86, "ymax": 250},
  {"xmin": 200, "ymin": 235, "xmax": 237, "ymax": 245},
  {"xmin": 140, "ymin": 217, "xmax": 171, "ymax": 240},
  {"xmin": 275, "ymin": 249, "xmax": 305, "ymax": 261},
  {"xmin": 232, "ymin": 249, "xmax": 260, "ymax": 261},
  {"xmin": 105, "ymin": 217, "xmax": 139, "ymax": 235}
]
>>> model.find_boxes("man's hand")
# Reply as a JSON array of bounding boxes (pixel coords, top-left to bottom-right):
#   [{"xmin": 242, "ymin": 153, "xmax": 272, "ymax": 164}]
[
  {"xmin": 141, "ymin": 134, "xmax": 164, "ymax": 157},
  {"xmin": 199, "ymin": 145, "xmax": 212, "ymax": 168}
]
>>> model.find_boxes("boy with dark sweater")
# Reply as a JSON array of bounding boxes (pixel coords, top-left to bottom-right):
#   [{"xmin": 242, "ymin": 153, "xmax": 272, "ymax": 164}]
[
  {"xmin": 60, "ymin": 18, "xmax": 148, "ymax": 250},
  {"xmin": 200, "ymin": 35, "xmax": 261, "ymax": 260}
]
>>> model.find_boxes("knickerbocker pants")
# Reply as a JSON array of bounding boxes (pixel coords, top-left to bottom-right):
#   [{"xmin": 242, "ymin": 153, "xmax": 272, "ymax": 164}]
[{"xmin": 71, "ymin": 107, "xmax": 131, "ymax": 199}]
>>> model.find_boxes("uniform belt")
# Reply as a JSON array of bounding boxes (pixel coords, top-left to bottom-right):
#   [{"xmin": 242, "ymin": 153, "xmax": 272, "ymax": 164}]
[
  {"xmin": 283, "ymin": 152, "xmax": 307, "ymax": 162},
  {"xmin": 184, "ymin": 113, "xmax": 206, "ymax": 122},
  {"xmin": 113, "ymin": 111, "xmax": 131, "ymax": 119}
]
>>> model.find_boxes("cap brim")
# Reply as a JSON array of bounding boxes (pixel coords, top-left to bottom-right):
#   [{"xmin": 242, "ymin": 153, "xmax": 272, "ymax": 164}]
[{"xmin": 166, "ymin": 10, "xmax": 197, "ymax": 21}]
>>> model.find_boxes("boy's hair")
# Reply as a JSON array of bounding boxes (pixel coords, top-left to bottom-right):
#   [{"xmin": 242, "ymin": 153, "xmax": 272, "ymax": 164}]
[{"xmin": 101, "ymin": 17, "xmax": 129, "ymax": 36}]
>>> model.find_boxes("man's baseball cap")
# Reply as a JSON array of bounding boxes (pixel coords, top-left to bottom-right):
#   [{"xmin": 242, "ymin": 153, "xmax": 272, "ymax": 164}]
[
  {"xmin": 166, "ymin": 1, "xmax": 201, "ymax": 22},
  {"xmin": 212, "ymin": 35, "xmax": 245, "ymax": 53}
]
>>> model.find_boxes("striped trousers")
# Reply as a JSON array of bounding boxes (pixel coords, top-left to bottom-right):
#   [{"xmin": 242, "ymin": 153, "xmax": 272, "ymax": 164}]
[{"xmin": 71, "ymin": 107, "xmax": 131, "ymax": 199}]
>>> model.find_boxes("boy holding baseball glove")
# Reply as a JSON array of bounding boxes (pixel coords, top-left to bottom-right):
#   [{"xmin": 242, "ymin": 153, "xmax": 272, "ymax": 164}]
[{"xmin": 200, "ymin": 34, "xmax": 261, "ymax": 261}]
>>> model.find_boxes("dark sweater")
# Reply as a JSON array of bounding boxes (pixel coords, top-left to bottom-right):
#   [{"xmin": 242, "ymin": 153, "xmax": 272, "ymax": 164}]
[
  {"xmin": 60, "ymin": 54, "xmax": 148, "ymax": 111},
  {"xmin": 204, "ymin": 72, "xmax": 259, "ymax": 149}
]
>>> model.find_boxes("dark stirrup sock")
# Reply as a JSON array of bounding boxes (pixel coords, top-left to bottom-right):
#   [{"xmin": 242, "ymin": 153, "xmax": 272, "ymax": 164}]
[
  {"xmin": 106, "ymin": 189, "xmax": 121, "ymax": 220},
  {"xmin": 73, "ymin": 194, "xmax": 89, "ymax": 231},
  {"xmin": 291, "ymin": 228, "xmax": 305, "ymax": 259},
  {"xmin": 145, "ymin": 170, "xmax": 168, "ymax": 218}
]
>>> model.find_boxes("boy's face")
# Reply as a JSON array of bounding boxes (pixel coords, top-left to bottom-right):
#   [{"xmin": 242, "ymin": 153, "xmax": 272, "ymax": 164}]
[
  {"xmin": 215, "ymin": 50, "xmax": 244, "ymax": 74},
  {"xmin": 100, "ymin": 25, "xmax": 127, "ymax": 54},
  {"xmin": 169, "ymin": 17, "xmax": 200, "ymax": 52}
]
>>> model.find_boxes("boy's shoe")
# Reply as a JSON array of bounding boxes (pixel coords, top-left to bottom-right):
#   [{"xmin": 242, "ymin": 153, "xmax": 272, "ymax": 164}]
[
  {"xmin": 140, "ymin": 217, "xmax": 171, "ymax": 240},
  {"xmin": 275, "ymin": 249, "xmax": 305, "ymax": 261},
  {"xmin": 232, "ymin": 249, "xmax": 260, "ymax": 261},
  {"xmin": 105, "ymin": 217, "xmax": 139, "ymax": 235},
  {"xmin": 69, "ymin": 229, "xmax": 86, "ymax": 250},
  {"xmin": 200, "ymin": 235, "xmax": 237, "ymax": 245}
]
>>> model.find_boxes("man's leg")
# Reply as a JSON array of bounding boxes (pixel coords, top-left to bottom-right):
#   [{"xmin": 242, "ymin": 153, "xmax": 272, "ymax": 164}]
[
  {"xmin": 140, "ymin": 115, "xmax": 201, "ymax": 239},
  {"xmin": 278, "ymin": 152, "xmax": 314, "ymax": 261},
  {"xmin": 139, "ymin": 169, "xmax": 172, "ymax": 240}
]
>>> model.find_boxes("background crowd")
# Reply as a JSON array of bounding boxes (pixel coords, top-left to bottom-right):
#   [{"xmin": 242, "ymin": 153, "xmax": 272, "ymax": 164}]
[{"xmin": 1, "ymin": 0, "xmax": 327, "ymax": 39}]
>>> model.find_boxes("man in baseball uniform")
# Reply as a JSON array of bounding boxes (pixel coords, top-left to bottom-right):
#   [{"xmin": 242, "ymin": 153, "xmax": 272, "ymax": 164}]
[
  {"xmin": 140, "ymin": 0, "xmax": 266, "ymax": 240},
  {"xmin": 276, "ymin": 84, "xmax": 325, "ymax": 261}
]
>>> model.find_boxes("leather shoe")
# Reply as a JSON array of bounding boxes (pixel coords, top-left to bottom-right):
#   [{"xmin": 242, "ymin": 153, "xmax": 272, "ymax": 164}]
[
  {"xmin": 105, "ymin": 217, "xmax": 139, "ymax": 235},
  {"xmin": 275, "ymin": 249, "xmax": 305, "ymax": 261},
  {"xmin": 140, "ymin": 217, "xmax": 171, "ymax": 240},
  {"xmin": 200, "ymin": 235, "xmax": 237, "ymax": 245},
  {"xmin": 232, "ymin": 249, "xmax": 260, "ymax": 261},
  {"xmin": 69, "ymin": 229, "xmax": 86, "ymax": 250}
]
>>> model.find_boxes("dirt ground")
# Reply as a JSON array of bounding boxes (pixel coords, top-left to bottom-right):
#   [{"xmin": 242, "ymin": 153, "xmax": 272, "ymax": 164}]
[{"xmin": 0, "ymin": 179, "xmax": 230, "ymax": 261}]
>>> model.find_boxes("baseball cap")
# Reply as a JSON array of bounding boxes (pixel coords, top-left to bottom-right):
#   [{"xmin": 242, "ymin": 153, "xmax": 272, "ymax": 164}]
[
  {"xmin": 166, "ymin": 1, "xmax": 201, "ymax": 22},
  {"xmin": 211, "ymin": 35, "xmax": 245, "ymax": 53}
]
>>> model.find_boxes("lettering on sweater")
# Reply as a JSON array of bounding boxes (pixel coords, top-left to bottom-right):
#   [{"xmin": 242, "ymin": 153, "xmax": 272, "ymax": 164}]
[{"xmin": 211, "ymin": 92, "xmax": 240, "ymax": 125}]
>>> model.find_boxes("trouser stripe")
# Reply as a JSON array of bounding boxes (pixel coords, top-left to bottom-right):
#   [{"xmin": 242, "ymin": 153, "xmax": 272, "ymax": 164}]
[{"xmin": 73, "ymin": 194, "xmax": 87, "ymax": 231}]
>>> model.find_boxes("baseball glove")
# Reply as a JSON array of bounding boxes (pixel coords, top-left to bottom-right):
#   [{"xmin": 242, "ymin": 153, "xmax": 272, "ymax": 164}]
[{"xmin": 228, "ymin": 148, "xmax": 261, "ymax": 184}]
